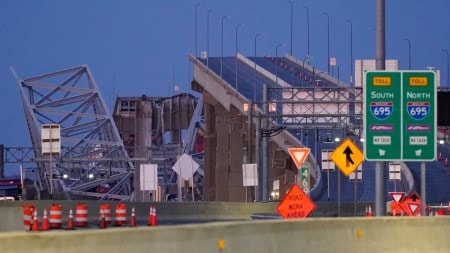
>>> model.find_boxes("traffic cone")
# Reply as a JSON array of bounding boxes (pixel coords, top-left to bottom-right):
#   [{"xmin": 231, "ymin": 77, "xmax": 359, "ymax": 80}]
[
  {"xmin": 148, "ymin": 206, "xmax": 158, "ymax": 226},
  {"xmin": 392, "ymin": 209, "xmax": 396, "ymax": 216},
  {"xmin": 41, "ymin": 208, "xmax": 49, "ymax": 231},
  {"xmin": 438, "ymin": 152, "xmax": 443, "ymax": 161},
  {"xmin": 99, "ymin": 209, "xmax": 107, "ymax": 229},
  {"xmin": 31, "ymin": 209, "xmax": 39, "ymax": 232},
  {"xmin": 448, "ymin": 201, "xmax": 450, "ymax": 212},
  {"xmin": 367, "ymin": 205, "xmax": 373, "ymax": 217},
  {"xmin": 147, "ymin": 206, "xmax": 153, "ymax": 226},
  {"xmin": 151, "ymin": 206, "xmax": 158, "ymax": 226},
  {"xmin": 129, "ymin": 207, "xmax": 136, "ymax": 227},
  {"xmin": 445, "ymin": 157, "xmax": 448, "ymax": 167},
  {"xmin": 66, "ymin": 209, "xmax": 75, "ymax": 230}
]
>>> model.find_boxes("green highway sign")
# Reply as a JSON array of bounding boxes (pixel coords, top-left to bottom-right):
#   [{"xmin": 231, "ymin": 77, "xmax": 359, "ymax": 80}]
[
  {"xmin": 364, "ymin": 71, "xmax": 436, "ymax": 161},
  {"xmin": 299, "ymin": 162, "xmax": 310, "ymax": 196}
]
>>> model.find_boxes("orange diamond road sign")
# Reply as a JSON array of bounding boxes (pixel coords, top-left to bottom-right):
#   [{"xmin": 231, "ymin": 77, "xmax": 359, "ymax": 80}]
[
  {"xmin": 277, "ymin": 184, "xmax": 316, "ymax": 219},
  {"xmin": 288, "ymin": 148, "xmax": 310, "ymax": 169},
  {"xmin": 330, "ymin": 138, "xmax": 364, "ymax": 176}
]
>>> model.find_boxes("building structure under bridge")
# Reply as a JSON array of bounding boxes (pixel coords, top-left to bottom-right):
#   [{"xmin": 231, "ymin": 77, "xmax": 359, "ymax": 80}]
[{"xmin": 112, "ymin": 93, "xmax": 204, "ymax": 201}]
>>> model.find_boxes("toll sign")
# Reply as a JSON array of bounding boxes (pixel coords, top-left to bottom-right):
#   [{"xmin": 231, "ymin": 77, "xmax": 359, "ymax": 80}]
[{"xmin": 276, "ymin": 184, "xmax": 316, "ymax": 219}]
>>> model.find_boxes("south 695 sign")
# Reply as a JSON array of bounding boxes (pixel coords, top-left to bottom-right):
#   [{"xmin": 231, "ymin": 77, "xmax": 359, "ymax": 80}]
[{"xmin": 370, "ymin": 101, "xmax": 393, "ymax": 120}]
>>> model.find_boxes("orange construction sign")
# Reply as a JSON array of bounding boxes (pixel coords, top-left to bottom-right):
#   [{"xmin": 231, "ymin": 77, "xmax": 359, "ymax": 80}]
[{"xmin": 277, "ymin": 184, "xmax": 316, "ymax": 219}]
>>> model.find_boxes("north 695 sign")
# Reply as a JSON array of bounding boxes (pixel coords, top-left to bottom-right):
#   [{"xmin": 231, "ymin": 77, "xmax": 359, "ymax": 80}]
[{"xmin": 407, "ymin": 102, "xmax": 429, "ymax": 120}]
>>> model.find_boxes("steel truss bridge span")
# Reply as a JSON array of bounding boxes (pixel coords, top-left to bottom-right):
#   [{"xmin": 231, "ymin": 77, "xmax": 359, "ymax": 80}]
[{"xmin": 12, "ymin": 65, "xmax": 135, "ymax": 200}]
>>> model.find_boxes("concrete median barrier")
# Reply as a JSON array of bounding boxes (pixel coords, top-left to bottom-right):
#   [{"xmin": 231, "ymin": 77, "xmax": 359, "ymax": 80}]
[{"xmin": 0, "ymin": 216, "xmax": 448, "ymax": 252}]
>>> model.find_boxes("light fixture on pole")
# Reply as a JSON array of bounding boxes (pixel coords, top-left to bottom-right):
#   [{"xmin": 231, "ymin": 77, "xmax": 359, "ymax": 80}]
[
  {"xmin": 345, "ymin": 19, "xmax": 353, "ymax": 87},
  {"xmin": 323, "ymin": 12, "xmax": 330, "ymax": 74},
  {"xmin": 303, "ymin": 6, "xmax": 310, "ymax": 59},
  {"xmin": 171, "ymin": 67, "xmax": 175, "ymax": 95},
  {"xmin": 254, "ymin": 33, "xmax": 264, "ymax": 102},
  {"xmin": 288, "ymin": 1, "xmax": 293, "ymax": 55},
  {"xmin": 235, "ymin": 23, "xmax": 244, "ymax": 90},
  {"xmin": 206, "ymin": 9, "xmax": 214, "ymax": 67},
  {"xmin": 440, "ymin": 49, "xmax": 449, "ymax": 89},
  {"xmin": 221, "ymin": 15, "xmax": 230, "ymax": 78},
  {"xmin": 403, "ymin": 38, "xmax": 411, "ymax": 70},
  {"xmin": 194, "ymin": 3, "xmax": 200, "ymax": 58}
]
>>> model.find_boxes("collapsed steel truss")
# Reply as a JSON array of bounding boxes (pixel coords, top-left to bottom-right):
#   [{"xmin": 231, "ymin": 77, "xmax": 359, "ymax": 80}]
[{"xmin": 13, "ymin": 65, "xmax": 135, "ymax": 200}]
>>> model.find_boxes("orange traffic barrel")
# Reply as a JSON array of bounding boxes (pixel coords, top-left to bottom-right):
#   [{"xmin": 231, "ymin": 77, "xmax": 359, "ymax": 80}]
[
  {"xmin": 75, "ymin": 203, "xmax": 88, "ymax": 227},
  {"xmin": 22, "ymin": 204, "xmax": 35, "ymax": 231},
  {"xmin": 49, "ymin": 203, "xmax": 63, "ymax": 229},
  {"xmin": 436, "ymin": 204, "xmax": 447, "ymax": 216},
  {"xmin": 100, "ymin": 204, "xmax": 111, "ymax": 225},
  {"xmin": 114, "ymin": 203, "xmax": 127, "ymax": 226}
]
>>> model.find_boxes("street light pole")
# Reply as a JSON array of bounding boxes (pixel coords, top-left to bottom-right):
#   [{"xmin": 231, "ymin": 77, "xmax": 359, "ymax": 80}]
[
  {"xmin": 195, "ymin": 3, "xmax": 200, "ymax": 58},
  {"xmin": 288, "ymin": 1, "xmax": 293, "ymax": 55},
  {"xmin": 221, "ymin": 15, "xmax": 230, "ymax": 78},
  {"xmin": 206, "ymin": 9, "xmax": 214, "ymax": 67},
  {"xmin": 254, "ymin": 33, "xmax": 264, "ymax": 102},
  {"xmin": 323, "ymin": 12, "xmax": 330, "ymax": 74},
  {"xmin": 235, "ymin": 23, "xmax": 244, "ymax": 90},
  {"xmin": 440, "ymin": 49, "xmax": 450, "ymax": 89},
  {"xmin": 345, "ymin": 19, "xmax": 353, "ymax": 87},
  {"xmin": 403, "ymin": 38, "xmax": 411, "ymax": 70},
  {"xmin": 303, "ymin": 6, "xmax": 310, "ymax": 59},
  {"xmin": 276, "ymin": 43, "xmax": 287, "ymax": 85}
]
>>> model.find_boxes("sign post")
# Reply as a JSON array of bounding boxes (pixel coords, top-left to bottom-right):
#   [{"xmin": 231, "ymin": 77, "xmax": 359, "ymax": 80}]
[
  {"xmin": 299, "ymin": 162, "xmax": 310, "ymax": 196},
  {"xmin": 242, "ymin": 163, "xmax": 258, "ymax": 202},
  {"xmin": 364, "ymin": 71, "xmax": 436, "ymax": 216},
  {"xmin": 41, "ymin": 124, "xmax": 61, "ymax": 197}
]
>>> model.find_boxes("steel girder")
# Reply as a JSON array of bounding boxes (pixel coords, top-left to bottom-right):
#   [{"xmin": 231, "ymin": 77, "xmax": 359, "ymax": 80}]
[{"xmin": 14, "ymin": 65, "xmax": 135, "ymax": 201}]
